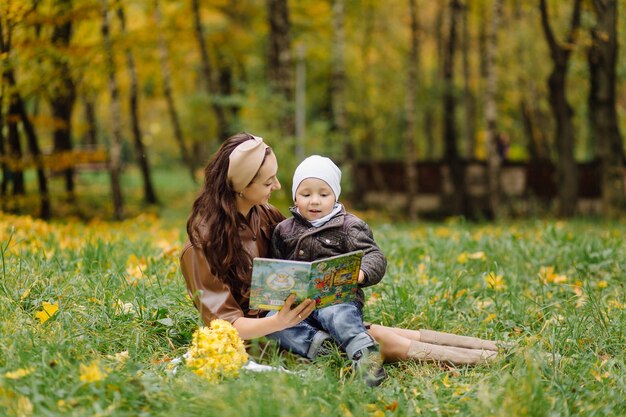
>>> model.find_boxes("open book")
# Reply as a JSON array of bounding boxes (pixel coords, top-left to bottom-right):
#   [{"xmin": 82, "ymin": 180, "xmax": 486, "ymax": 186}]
[{"xmin": 249, "ymin": 250, "xmax": 364, "ymax": 310}]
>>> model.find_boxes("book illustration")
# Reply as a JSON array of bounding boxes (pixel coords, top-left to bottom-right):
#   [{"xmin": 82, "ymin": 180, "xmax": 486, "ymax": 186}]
[{"xmin": 249, "ymin": 250, "xmax": 363, "ymax": 311}]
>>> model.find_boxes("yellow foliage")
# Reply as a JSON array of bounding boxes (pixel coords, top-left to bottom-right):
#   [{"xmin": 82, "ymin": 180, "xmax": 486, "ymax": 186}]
[
  {"xmin": 35, "ymin": 301, "xmax": 59, "ymax": 324},
  {"xmin": 79, "ymin": 360, "xmax": 108, "ymax": 383}
]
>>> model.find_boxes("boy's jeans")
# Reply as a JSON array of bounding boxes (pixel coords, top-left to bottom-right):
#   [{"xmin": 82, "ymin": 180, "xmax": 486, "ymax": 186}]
[{"xmin": 266, "ymin": 301, "xmax": 374, "ymax": 360}]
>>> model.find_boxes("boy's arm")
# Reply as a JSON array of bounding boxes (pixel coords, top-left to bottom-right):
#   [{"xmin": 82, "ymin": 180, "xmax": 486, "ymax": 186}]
[
  {"xmin": 269, "ymin": 224, "xmax": 288, "ymax": 260},
  {"xmin": 347, "ymin": 221, "xmax": 387, "ymax": 288}
]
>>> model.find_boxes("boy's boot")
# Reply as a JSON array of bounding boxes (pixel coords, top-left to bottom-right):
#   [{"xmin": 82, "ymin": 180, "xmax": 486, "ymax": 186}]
[
  {"xmin": 352, "ymin": 344, "xmax": 387, "ymax": 387},
  {"xmin": 419, "ymin": 329, "xmax": 502, "ymax": 352},
  {"xmin": 407, "ymin": 341, "xmax": 497, "ymax": 365}
]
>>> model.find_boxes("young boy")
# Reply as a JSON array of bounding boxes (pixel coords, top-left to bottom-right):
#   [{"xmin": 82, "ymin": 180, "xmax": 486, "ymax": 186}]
[{"xmin": 269, "ymin": 155, "xmax": 387, "ymax": 386}]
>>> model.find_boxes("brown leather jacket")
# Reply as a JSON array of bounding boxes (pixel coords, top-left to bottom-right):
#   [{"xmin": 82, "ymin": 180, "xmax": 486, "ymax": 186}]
[{"xmin": 180, "ymin": 204, "xmax": 285, "ymax": 325}]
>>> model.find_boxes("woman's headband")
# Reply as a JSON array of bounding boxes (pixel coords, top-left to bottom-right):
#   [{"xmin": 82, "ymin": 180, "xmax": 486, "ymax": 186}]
[{"xmin": 227, "ymin": 135, "xmax": 269, "ymax": 192}]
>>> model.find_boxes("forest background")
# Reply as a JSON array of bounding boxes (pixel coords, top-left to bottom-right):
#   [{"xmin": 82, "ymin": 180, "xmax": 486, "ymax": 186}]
[
  {"xmin": 0, "ymin": 0, "xmax": 625, "ymax": 221},
  {"xmin": 1, "ymin": 2, "xmax": 625, "ymax": 416}
]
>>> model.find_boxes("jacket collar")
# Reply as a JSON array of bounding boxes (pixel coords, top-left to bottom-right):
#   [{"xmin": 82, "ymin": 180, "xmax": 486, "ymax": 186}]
[{"xmin": 289, "ymin": 205, "xmax": 346, "ymax": 228}]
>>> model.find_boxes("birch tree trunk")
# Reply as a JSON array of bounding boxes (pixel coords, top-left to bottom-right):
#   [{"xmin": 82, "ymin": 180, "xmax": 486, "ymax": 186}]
[
  {"xmin": 154, "ymin": 0, "xmax": 196, "ymax": 182},
  {"xmin": 101, "ymin": 0, "xmax": 124, "ymax": 220},
  {"xmin": 117, "ymin": 2, "xmax": 158, "ymax": 205},
  {"xmin": 404, "ymin": 0, "xmax": 419, "ymax": 219},
  {"xmin": 539, "ymin": 0, "xmax": 582, "ymax": 217},
  {"xmin": 587, "ymin": 0, "xmax": 625, "ymax": 216},
  {"xmin": 484, "ymin": 0, "xmax": 503, "ymax": 219}
]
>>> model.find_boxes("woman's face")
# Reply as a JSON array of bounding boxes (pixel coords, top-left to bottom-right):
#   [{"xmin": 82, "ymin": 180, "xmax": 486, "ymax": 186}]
[{"xmin": 239, "ymin": 152, "xmax": 281, "ymax": 208}]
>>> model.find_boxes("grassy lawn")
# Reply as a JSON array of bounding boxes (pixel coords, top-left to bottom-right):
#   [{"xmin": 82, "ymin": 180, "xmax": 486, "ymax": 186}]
[
  {"xmin": 0, "ymin": 174, "xmax": 624, "ymax": 416},
  {"xmin": 0, "ymin": 211, "xmax": 626, "ymax": 417}
]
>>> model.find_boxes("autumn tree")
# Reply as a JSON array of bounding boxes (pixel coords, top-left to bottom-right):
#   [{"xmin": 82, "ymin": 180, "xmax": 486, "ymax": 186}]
[
  {"xmin": 587, "ymin": 0, "xmax": 625, "ymax": 216},
  {"xmin": 1, "ymin": 4, "xmax": 50, "ymax": 218},
  {"xmin": 330, "ymin": 0, "xmax": 356, "ymax": 203},
  {"xmin": 539, "ymin": 0, "xmax": 582, "ymax": 217},
  {"xmin": 154, "ymin": 0, "xmax": 195, "ymax": 183},
  {"xmin": 101, "ymin": 0, "xmax": 124, "ymax": 220},
  {"xmin": 267, "ymin": 0, "xmax": 295, "ymax": 139},
  {"xmin": 442, "ymin": 0, "xmax": 465, "ymax": 216},
  {"xmin": 117, "ymin": 0, "xmax": 158, "ymax": 205},
  {"xmin": 404, "ymin": 0, "xmax": 419, "ymax": 219},
  {"xmin": 49, "ymin": 0, "xmax": 77, "ymax": 199},
  {"xmin": 484, "ymin": 0, "xmax": 503, "ymax": 218},
  {"xmin": 191, "ymin": 0, "xmax": 229, "ymax": 142}
]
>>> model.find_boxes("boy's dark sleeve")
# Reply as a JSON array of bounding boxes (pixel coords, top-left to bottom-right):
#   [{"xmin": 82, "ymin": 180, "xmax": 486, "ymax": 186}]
[
  {"xmin": 347, "ymin": 221, "xmax": 387, "ymax": 288},
  {"xmin": 269, "ymin": 223, "xmax": 287, "ymax": 260}
]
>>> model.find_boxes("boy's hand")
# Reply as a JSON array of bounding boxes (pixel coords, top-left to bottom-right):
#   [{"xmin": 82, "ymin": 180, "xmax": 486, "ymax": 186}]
[{"xmin": 358, "ymin": 270, "xmax": 365, "ymax": 284}]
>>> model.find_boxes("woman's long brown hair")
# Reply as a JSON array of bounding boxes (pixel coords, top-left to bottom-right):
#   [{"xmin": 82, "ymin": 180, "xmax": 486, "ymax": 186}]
[{"xmin": 186, "ymin": 133, "xmax": 270, "ymax": 290}]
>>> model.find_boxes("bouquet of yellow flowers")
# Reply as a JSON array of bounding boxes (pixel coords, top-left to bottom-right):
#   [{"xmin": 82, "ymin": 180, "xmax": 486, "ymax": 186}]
[{"xmin": 185, "ymin": 319, "xmax": 249, "ymax": 383}]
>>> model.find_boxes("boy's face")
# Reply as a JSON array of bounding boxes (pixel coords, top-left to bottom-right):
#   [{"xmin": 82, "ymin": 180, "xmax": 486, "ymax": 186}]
[{"xmin": 294, "ymin": 178, "xmax": 336, "ymax": 221}]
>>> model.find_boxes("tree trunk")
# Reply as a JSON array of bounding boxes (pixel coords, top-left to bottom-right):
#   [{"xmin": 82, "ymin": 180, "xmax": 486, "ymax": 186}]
[
  {"xmin": 191, "ymin": 0, "xmax": 229, "ymax": 142},
  {"xmin": 588, "ymin": 0, "xmax": 625, "ymax": 216},
  {"xmin": 442, "ymin": 0, "xmax": 465, "ymax": 216},
  {"xmin": 7, "ymin": 71, "xmax": 51, "ymax": 219},
  {"xmin": 350, "ymin": 2, "xmax": 378, "ymax": 209},
  {"xmin": 154, "ymin": 0, "xmax": 196, "ymax": 182},
  {"xmin": 50, "ymin": 0, "xmax": 76, "ymax": 200},
  {"xmin": 331, "ymin": 0, "xmax": 354, "ymax": 203},
  {"xmin": 6, "ymin": 99, "xmax": 24, "ymax": 196},
  {"xmin": 461, "ymin": 1, "xmax": 477, "ymax": 159},
  {"xmin": 0, "ymin": 17, "xmax": 24, "ymax": 197},
  {"xmin": 0, "ymin": 21, "xmax": 9, "ymax": 198},
  {"xmin": 0, "ymin": 80, "xmax": 6, "ymax": 199},
  {"xmin": 404, "ymin": 0, "xmax": 419, "ymax": 219},
  {"xmin": 267, "ymin": 0, "xmax": 295, "ymax": 138},
  {"xmin": 101, "ymin": 0, "xmax": 124, "ymax": 220},
  {"xmin": 81, "ymin": 94, "xmax": 98, "ymax": 146},
  {"xmin": 117, "ymin": 3, "xmax": 158, "ymax": 205},
  {"xmin": 484, "ymin": 0, "xmax": 503, "ymax": 219},
  {"xmin": 539, "ymin": 0, "xmax": 582, "ymax": 217}
]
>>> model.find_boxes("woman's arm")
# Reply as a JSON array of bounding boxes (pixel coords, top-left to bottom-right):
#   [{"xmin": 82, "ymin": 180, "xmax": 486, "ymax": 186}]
[{"xmin": 233, "ymin": 295, "xmax": 315, "ymax": 340}]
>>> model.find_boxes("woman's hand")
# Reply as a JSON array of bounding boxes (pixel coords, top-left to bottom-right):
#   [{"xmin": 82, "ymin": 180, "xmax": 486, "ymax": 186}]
[
  {"xmin": 358, "ymin": 269, "xmax": 365, "ymax": 284},
  {"xmin": 274, "ymin": 294, "xmax": 315, "ymax": 330}
]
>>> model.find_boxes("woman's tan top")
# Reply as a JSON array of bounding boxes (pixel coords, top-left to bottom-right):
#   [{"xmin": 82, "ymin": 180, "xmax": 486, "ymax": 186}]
[{"xmin": 180, "ymin": 204, "xmax": 285, "ymax": 325}]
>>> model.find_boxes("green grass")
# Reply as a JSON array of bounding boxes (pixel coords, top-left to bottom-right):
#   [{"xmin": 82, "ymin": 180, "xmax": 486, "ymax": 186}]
[{"xmin": 0, "ymin": 210, "xmax": 625, "ymax": 416}]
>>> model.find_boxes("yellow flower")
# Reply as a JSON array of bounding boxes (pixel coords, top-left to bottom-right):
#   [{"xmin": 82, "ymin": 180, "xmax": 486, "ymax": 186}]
[
  {"xmin": 485, "ymin": 272, "xmax": 506, "ymax": 291},
  {"xmin": 79, "ymin": 360, "xmax": 107, "ymax": 383},
  {"xmin": 35, "ymin": 301, "xmax": 59, "ymax": 324},
  {"xmin": 4, "ymin": 367, "xmax": 34, "ymax": 379},
  {"xmin": 539, "ymin": 266, "xmax": 567, "ymax": 284},
  {"xmin": 457, "ymin": 251, "xmax": 486, "ymax": 264},
  {"xmin": 15, "ymin": 395, "xmax": 33, "ymax": 416},
  {"xmin": 185, "ymin": 319, "xmax": 248, "ymax": 383},
  {"xmin": 483, "ymin": 313, "xmax": 497, "ymax": 324},
  {"xmin": 125, "ymin": 254, "xmax": 148, "ymax": 282}
]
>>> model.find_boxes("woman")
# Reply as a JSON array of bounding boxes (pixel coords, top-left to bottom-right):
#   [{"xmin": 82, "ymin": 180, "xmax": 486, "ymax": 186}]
[{"xmin": 180, "ymin": 133, "xmax": 500, "ymax": 375}]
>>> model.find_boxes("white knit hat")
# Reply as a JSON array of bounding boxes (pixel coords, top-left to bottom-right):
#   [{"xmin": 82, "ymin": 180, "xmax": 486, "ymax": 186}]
[{"xmin": 292, "ymin": 155, "xmax": 342, "ymax": 202}]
